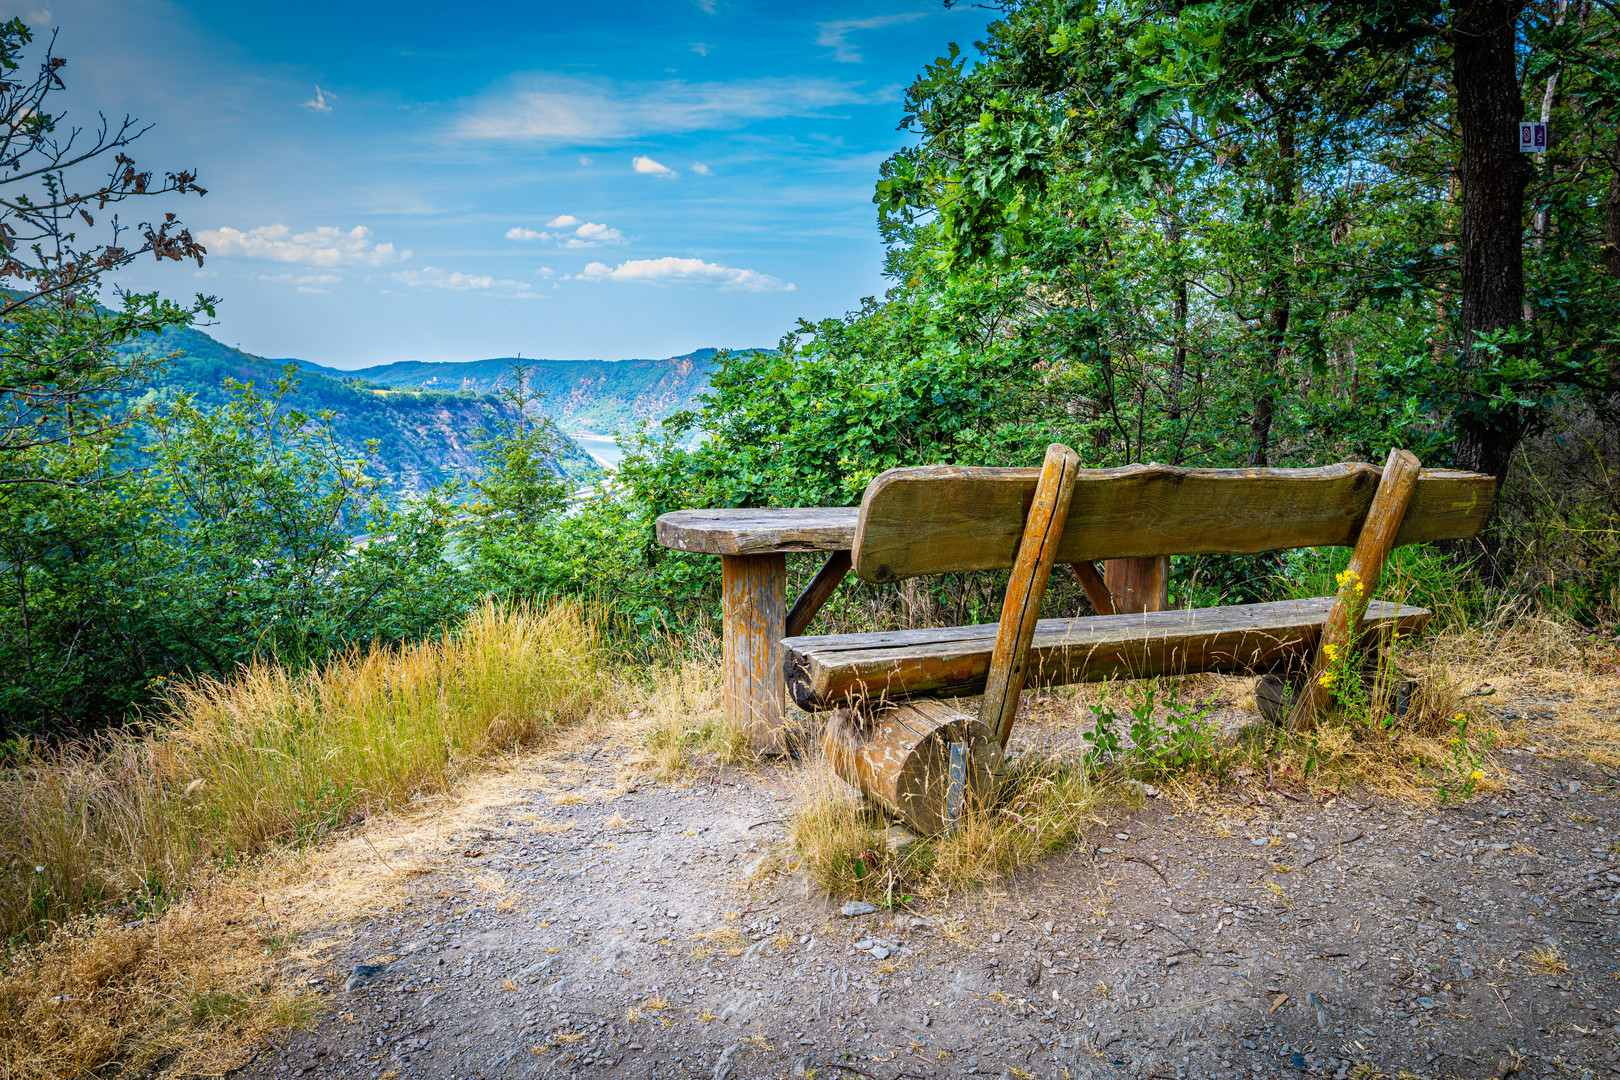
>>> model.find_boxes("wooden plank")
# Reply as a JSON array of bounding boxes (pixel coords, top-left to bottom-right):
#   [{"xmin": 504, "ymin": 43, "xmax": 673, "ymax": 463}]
[
  {"xmin": 1071, "ymin": 562, "xmax": 1117, "ymax": 616},
  {"xmin": 850, "ymin": 462, "xmax": 1495, "ymax": 583},
  {"xmin": 656, "ymin": 507, "xmax": 858, "ymax": 556},
  {"xmin": 980, "ymin": 444, "xmax": 1080, "ymax": 747},
  {"xmin": 785, "ymin": 550, "xmax": 853, "ymax": 638},
  {"xmin": 722, "ymin": 552, "xmax": 787, "ymax": 753},
  {"xmin": 1104, "ymin": 556, "xmax": 1170, "ymax": 614},
  {"xmin": 782, "ymin": 598, "xmax": 1431, "ymax": 711},
  {"xmin": 823, "ymin": 699, "xmax": 1003, "ymax": 834},
  {"xmin": 1289, "ymin": 448, "xmax": 1423, "ymax": 732}
]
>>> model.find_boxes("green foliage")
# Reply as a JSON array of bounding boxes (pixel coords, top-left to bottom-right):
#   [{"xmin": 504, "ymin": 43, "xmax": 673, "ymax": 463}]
[{"xmin": 1083, "ymin": 681, "xmax": 1225, "ymax": 778}]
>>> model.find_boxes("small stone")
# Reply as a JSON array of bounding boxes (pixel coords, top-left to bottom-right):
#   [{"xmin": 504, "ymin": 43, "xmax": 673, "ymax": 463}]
[
  {"xmin": 343, "ymin": 963, "xmax": 399, "ymax": 992},
  {"xmin": 1418, "ymin": 997, "xmax": 1435, "ymax": 1010},
  {"xmin": 841, "ymin": 901, "xmax": 876, "ymax": 917},
  {"xmin": 1251, "ymin": 838, "xmax": 1268, "ymax": 847},
  {"xmin": 870, "ymin": 946, "xmax": 891, "ymax": 960},
  {"xmin": 882, "ymin": 825, "xmax": 919, "ymax": 854}
]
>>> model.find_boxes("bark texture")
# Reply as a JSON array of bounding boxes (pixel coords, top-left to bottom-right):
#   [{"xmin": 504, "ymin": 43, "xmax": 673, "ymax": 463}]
[{"xmin": 1451, "ymin": 0, "xmax": 1534, "ymax": 484}]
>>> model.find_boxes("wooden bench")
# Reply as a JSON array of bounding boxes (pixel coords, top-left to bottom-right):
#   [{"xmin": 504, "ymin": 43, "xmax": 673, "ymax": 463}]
[{"xmin": 780, "ymin": 446, "xmax": 1496, "ymax": 833}]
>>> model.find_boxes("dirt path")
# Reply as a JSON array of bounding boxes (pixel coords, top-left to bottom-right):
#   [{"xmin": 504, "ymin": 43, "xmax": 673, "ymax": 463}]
[{"xmin": 235, "ymin": 713, "xmax": 1619, "ymax": 1080}]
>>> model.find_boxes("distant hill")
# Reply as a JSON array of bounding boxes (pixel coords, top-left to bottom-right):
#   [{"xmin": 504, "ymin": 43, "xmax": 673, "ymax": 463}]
[
  {"xmin": 288, "ymin": 349, "xmax": 724, "ymax": 434},
  {"xmin": 118, "ymin": 326, "xmax": 603, "ymax": 496}
]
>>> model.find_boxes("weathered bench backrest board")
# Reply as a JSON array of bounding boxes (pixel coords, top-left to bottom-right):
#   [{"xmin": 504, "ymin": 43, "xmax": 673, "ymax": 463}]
[{"xmin": 851, "ymin": 462, "xmax": 1495, "ymax": 584}]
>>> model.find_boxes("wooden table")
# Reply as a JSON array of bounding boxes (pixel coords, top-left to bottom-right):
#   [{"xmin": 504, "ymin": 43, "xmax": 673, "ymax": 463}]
[
  {"xmin": 655, "ymin": 508, "xmax": 858, "ymax": 752},
  {"xmin": 654, "ymin": 506, "xmax": 1170, "ymax": 752}
]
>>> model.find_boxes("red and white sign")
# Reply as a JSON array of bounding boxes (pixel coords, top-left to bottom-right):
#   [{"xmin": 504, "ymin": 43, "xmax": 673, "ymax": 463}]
[{"xmin": 1519, "ymin": 122, "xmax": 1548, "ymax": 153}]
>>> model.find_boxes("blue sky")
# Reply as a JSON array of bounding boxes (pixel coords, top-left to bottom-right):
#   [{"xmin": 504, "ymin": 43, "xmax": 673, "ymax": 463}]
[{"xmin": 36, "ymin": 0, "xmax": 994, "ymax": 368}]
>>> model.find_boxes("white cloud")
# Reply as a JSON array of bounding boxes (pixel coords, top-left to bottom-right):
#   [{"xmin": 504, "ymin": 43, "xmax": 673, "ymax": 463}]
[
  {"xmin": 632, "ymin": 155, "xmax": 677, "ymax": 178},
  {"xmin": 692, "ymin": 0, "xmax": 716, "ymax": 12},
  {"xmin": 691, "ymin": 162, "xmax": 712, "ymax": 176},
  {"xmin": 303, "ymin": 85, "xmax": 334, "ymax": 112},
  {"xmin": 816, "ymin": 13, "xmax": 928, "ymax": 62},
  {"xmin": 505, "ymin": 217, "xmax": 624, "ymax": 248},
  {"xmin": 25, "ymin": 9, "xmax": 50, "ymax": 24},
  {"xmin": 253, "ymin": 272, "xmax": 342, "ymax": 294},
  {"xmin": 199, "ymin": 224, "xmax": 408, "ymax": 267},
  {"xmin": 690, "ymin": 42, "xmax": 711, "ymax": 57},
  {"xmin": 574, "ymin": 256, "xmax": 793, "ymax": 293},
  {"xmin": 393, "ymin": 266, "xmax": 535, "ymax": 298},
  {"xmin": 456, "ymin": 74, "xmax": 878, "ymax": 141}
]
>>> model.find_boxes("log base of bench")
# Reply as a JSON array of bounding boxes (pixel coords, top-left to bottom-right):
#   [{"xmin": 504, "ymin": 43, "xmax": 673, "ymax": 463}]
[{"xmin": 824, "ymin": 699, "xmax": 1004, "ymax": 835}]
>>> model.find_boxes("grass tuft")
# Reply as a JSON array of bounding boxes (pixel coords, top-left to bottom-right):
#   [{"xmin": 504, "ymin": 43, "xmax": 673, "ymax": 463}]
[{"xmin": 789, "ymin": 745, "xmax": 1097, "ymax": 902}]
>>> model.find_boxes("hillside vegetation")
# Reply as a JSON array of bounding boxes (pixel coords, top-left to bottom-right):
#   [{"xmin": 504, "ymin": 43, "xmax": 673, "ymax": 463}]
[
  {"xmin": 119, "ymin": 327, "xmax": 603, "ymax": 493},
  {"xmin": 293, "ymin": 348, "xmax": 724, "ymax": 435}
]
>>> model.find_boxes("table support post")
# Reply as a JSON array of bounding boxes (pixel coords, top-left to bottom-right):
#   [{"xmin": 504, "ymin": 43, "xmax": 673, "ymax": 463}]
[
  {"xmin": 1103, "ymin": 556, "xmax": 1170, "ymax": 613},
  {"xmin": 721, "ymin": 552, "xmax": 787, "ymax": 754}
]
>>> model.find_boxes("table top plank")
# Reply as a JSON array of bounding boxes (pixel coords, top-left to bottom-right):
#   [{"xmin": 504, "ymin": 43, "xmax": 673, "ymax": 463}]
[{"xmin": 656, "ymin": 507, "xmax": 859, "ymax": 556}]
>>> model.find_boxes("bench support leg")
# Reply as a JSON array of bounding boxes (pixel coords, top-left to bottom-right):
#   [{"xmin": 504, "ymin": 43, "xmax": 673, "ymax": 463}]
[{"xmin": 722, "ymin": 552, "xmax": 787, "ymax": 754}]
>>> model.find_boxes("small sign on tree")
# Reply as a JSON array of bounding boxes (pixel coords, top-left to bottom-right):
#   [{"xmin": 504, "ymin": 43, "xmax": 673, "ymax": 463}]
[{"xmin": 1519, "ymin": 122, "xmax": 1548, "ymax": 153}]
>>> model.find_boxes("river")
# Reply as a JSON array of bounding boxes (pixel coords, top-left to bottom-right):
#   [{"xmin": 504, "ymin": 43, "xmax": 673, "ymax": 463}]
[{"xmin": 569, "ymin": 433, "xmax": 623, "ymax": 470}]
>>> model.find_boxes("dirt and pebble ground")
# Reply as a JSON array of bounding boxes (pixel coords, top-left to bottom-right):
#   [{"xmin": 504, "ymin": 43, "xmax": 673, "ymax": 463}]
[{"xmin": 232, "ymin": 695, "xmax": 1619, "ymax": 1080}]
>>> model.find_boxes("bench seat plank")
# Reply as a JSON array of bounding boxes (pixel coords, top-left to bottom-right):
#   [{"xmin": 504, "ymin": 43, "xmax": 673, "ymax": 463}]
[{"xmin": 783, "ymin": 598, "xmax": 1430, "ymax": 711}]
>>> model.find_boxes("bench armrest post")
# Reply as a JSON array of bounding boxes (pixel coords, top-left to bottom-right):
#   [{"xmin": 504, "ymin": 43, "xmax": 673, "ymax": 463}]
[
  {"xmin": 980, "ymin": 443, "xmax": 1081, "ymax": 748},
  {"xmin": 1289, "ymin": 447, "xmax": 1423, "ymax": 732}
]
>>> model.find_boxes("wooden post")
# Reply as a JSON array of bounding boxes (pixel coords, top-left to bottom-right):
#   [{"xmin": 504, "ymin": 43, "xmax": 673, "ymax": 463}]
[
  {"xmin": 785, "ymin": 549, "xmax": 852, "ymax": 638},
  {"xmin": 1103, "ymin": 556, "xmax": 1170, "ymax": 614},
  {"xmin": 1288, "ymin": 448, "xmax": 1423, "ymax": 732},
  {"xmin": 980, "ymin": 443, "xmax": 1081, "ymax": 748},
  {"xmin": 721, "ymin": 552, "xmax": 788, "ymax": 754},
  {"xmin": 1070, "ymin": 561, "xmax": 1117, "ymax": 616}
]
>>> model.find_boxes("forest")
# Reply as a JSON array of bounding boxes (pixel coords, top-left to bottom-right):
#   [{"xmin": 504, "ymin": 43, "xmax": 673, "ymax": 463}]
[{"xmin": 4, "ymin": 1, "xmax": 1618, "ymax": 737}]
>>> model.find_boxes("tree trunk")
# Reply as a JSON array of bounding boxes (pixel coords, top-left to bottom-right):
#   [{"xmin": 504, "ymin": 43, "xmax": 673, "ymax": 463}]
[
  {"xmin": 1604, "ymin": 135, "xmax": 1620, "ymax": 414},
  {"xmin": 1167, "ymin": 215, "xmax": 1188, "ymax": 424},
  {"xmin": 1249, "ymin": 110, "xmax": 1296, "ymax": 469},
  {"xmin": 1451, "ymin": 0, "xmax": 1533, "ymax": 484}
]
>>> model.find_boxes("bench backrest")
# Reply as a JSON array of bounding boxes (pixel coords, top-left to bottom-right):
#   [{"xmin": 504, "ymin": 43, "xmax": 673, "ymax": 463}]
[{"xmin": 851, "ymin": 461, "xmax": 1496, "ymax": 584}]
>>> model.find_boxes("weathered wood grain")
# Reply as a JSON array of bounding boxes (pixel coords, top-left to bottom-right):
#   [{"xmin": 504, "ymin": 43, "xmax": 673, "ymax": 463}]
[
  {"xmin": 785, "ymin": 550, "xmax": 853, "ymax": 638},
  {"xmin": 1070, "ymin": 562, "xmax": 1117, "ymax": 616},
  {"xmin": 981, "ymin": 444, "xmax": 1079, "ymax": 747},
  {"xmin": 850, "ymin": 462, "xmax": 1495, "ymax": 584},
  {"xmin": 1104, "ymin": 556, "xmax": 1170, "ymax": 614},
  {"xmin": 783, "ymin": 598, "xmax": 1431, "ymax": 711},
  {"xmin": 722, "ymin": 552, "xmax": 787, "ymax": 753},
  {"xmin": 656, "ymin": 507, "xmax": 858, "ymax": 556},
  {"xmin": 1289, "ymin": 448, "xmax": 1423, "ymax": 732},
  {"xmin": 823, "ymin": 699, "xmax": 1003, "ymax": 834}
]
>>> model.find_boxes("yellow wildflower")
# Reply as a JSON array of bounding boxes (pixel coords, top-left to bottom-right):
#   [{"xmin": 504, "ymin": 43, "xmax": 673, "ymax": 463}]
[
  {"xmin": 1317, "ymin": 670, "xmax": 1339, "ymax": 689},
  {"xmin": 1323, "ymin": 643, "xmax": 1340, "ymax": 662},
  {"xmin": 1470, "ymin": 769, "xmax": 1484, "ymax": 782}
]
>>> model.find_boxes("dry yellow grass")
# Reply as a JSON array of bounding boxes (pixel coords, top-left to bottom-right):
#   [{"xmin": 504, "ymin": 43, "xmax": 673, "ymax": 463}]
[
  {"xmin": 0, "ymin": 601, "xmax": 607, "ymax": 1080},
  {"xmin": 789, "ymin": 743, "xmax": 1097, "ymax": 902},
  {"xmin": 618, "ymin": 658, "xmax": 750, "ymax": 777}
]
